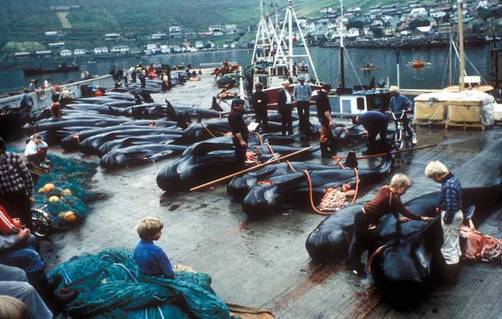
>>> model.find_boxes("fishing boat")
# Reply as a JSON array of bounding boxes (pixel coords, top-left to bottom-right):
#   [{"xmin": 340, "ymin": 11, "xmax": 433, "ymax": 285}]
[
  {"xmin": 245, "ymin": 0, "xmax": 321, "ymax": 108},
  {"xmin": 410, "ymin": 59, "xmax": 426, "ymax": 69},
  {"xmin": 23, "ymin": 63, "xmax": 80, "ymax": 76}
]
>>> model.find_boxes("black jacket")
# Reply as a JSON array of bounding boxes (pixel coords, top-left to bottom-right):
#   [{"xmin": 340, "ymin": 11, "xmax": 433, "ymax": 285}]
[
  {"xmin": 278, "ymin": 88, "xmax": 291, "ymax": 110},
  {"xmin": 252, "ymin": 91, "xmax": 269, "ymax": 110}
]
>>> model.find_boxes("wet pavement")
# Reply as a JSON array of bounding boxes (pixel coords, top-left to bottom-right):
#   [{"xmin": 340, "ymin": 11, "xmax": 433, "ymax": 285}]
[{"xmin": 37, "ymin": 78, "xmax": 502, "ymax": 318}]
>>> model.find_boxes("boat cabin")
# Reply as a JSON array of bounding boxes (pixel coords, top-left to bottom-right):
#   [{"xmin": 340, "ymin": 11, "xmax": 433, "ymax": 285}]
[{"xmin": 337, "ymin": 89, "xmax": 391, "ymax": 114}]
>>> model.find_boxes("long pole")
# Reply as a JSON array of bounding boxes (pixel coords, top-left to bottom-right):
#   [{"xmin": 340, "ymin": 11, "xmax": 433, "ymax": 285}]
[
  {"xmin": 457, "ymin": 0, "xmax": 465, "ymax": 91},
  {"xmin": 190, "ymin": 146, "xmax": 313, "ymax": 191},
  {"xmin": 288, "ymin": 0, "xmax": 294, "ymax": 76},
  {"xmin": 396, "ymin": 50, "xmax": 400, "ymax": 87},
  {"xmin": 339, "ymin": 0, "xmax": 345, "ymax": 89},
  {"xmin": 356, "ymin": 144, "xmax": 437, "ymax": 160}
]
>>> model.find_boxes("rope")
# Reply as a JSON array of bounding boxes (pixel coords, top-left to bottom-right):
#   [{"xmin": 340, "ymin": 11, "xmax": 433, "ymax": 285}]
[
  {"xmin": 303, "ymin": 169, "xmax": 333, "ymax": 215},
  {"xmin": 200, "ymin": 121, "xmax": 216, "ymax": 138},
  {"xmin": 254, "ymin": 132, "xmax": 264, "ymax": 145},
  {"xmin": 367, "ymin": 244, "xmax": 388, "ymax": 274},
  {"xmin": 285, "ymin": 160, "xmax": 297, "ymax": 172},
  {"xmin": 303, "ymin": 165, "xmax": 359, "ymax": 215},
  {"xmin": 351, "ymin": 167, "xmax": 360, "ymax": 205}
]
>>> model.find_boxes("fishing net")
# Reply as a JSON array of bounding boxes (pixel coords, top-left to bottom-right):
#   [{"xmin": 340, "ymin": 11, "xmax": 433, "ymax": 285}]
[
  {"xmin": 48, "ymin": 248, "xmax": 233, "ymax": 319},
  {"xmin": 34, "ymin": 153, "xmax": 98, "ymax": 229}
]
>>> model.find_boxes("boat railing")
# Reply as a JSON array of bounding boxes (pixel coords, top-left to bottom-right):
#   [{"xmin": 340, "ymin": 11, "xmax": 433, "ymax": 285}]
[{"xmin": 0, "ymin": 75, "xmax": 114, "ymax": 113}]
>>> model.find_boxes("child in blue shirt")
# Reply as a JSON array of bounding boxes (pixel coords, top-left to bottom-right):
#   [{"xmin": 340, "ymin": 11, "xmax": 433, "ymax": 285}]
[{"xmin": 133, "ymin": 217, "xmax": 175, "ymax": 279}]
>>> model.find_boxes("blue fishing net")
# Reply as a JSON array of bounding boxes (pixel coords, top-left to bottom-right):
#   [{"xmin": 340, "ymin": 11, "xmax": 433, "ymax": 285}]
[
  {"xmin": 48, "ymin": 248, "xmax": 232, "ymax": 319},
  {"xmin": 33, "ymin": 153, "xmax": 98, "ymax": 229}
]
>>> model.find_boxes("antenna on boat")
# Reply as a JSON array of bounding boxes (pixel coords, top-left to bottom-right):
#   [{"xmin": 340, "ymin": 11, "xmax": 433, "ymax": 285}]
[
  {"xmin": 339, "ymin": 0, "xmax": 345, "ymax": 89},
  {"xmin": 457, "ymin": 0, "xmax": 465, "ymax": 91}
]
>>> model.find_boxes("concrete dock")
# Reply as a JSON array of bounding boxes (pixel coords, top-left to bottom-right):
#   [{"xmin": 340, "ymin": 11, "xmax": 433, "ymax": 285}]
[{"xmin": 37, "ymin": 75, "xmax": 502, "ymax": 318}]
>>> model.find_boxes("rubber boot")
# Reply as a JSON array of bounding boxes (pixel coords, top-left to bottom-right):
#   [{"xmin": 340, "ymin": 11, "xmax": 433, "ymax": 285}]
[{"xmin": 320, "ymin": 142, "xmax": 331, "ymax": 158}]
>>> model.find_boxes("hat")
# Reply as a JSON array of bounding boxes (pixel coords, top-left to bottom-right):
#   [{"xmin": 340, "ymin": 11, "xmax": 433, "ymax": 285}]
[
  {"xmin": 231, "ymin": 98, "xmax": 245, "ymax": 108},
  {"xmin": 389, "ymin": 85, "xmax": 400, "ymax": 93},
  {"xmin": 298, "ymin": 75, "xmax": 305, "ymax": 81}
]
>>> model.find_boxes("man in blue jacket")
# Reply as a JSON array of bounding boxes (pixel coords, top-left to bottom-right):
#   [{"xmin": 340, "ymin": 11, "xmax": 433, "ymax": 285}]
[{"xmin": 425, "ymin": 160, "xmax": 463, "ymax": 282}]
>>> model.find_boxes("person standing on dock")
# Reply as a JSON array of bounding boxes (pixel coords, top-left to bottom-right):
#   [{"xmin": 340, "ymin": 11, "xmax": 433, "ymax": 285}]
[
  {"xmin": 139, "ymin": 70, "xmax": 147, "ymax": 89},
  {"xmin": 228, "ymin": 99, "xmax": 249, "ymax": 166},
  {"xmin": 389, "ymin": 86, "xmax": 417, "ymax": 145},
  {"xmin": 293, "ymin": 75, "xmax": 312, "ymax": 137},
  {"xmin": 19, "ymin": 90, "xmax": 34, "ymax": 114},
  {"xmin": 0, "ymin": 138, "xmax": 34, "ymax": 230},
  {"xmin": 278, "ymin": 81, "xmax": 293, "ymax": 136},
  {"xmin": 316, "ymin": 84, "xmax": 336, "ymax": 158},
  {"xmin": 425, "ymin": 161, "xmax": 463, "ymax": 283},
  {"xmin": 252, "ymin": 83, "xmax": 269, "ymax": 133}
]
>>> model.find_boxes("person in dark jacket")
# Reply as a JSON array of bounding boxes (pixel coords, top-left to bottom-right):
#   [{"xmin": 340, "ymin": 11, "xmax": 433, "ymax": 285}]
[
  {"xmin": 347, "ymin": 174, "xmax": 432, "ymax": 276},
  {"xmin": 251, "ymin": 83, "xmax": 269, "ymax": 133},
  {"xmin": 277, "ymin": 81, "xmax": 293, "ymax": 135},
  {"xmin": 19, "ymin": 90, "xmax": 33, "ymax": 113},
  {"xmin": 139, "ymin": 70, "xmax": 146, "ymax": 88},
  {"xmin": 425, "ymin": 160, "xmax": 463, "ymax": 282},
  {"xmin": 352, "ymin": 110, "xmax": 390, "ymax": 153},
  {"xmin": 228, "ymin": 99, "xmax": 249, "ymax": 166},
  {"xmin": 0, "ymin": 138, "xmax": 34, "ymax": 230},
  {"xmin": 316, "ymin": 84, "xmax": 336, "ymax": 157}
]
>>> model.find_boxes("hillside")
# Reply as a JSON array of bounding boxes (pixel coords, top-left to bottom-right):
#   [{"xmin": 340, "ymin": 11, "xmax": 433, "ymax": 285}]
[{"xmin": 0, "ymin": 0, "xmax": 415, "ymax": 51}]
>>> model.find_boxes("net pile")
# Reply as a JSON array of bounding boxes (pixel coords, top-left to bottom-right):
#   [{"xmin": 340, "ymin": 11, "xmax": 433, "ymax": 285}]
[
  {"xmin": 34, "ymin": 154, "xmax": 98, "ymax": 229},
  {"xmin": 48, "ymin": 248, "xmax": 232, "ymax": 319}
]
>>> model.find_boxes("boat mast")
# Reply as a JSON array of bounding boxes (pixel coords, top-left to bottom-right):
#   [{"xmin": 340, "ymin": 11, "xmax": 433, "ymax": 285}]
[
  {"xmin": 273, "ymin": 0, "xmax": 320, "ymax": 84},
  {"xmin": 457, "ymin": 0, "xmax": 465, "ymax": 91},
  {"xmin": 339, "ymin": 0, "xmax": 345, "ymax": 89},
  {"xmin": 288, "ymin": 0, "xmax": 294, "ymax": 75}
]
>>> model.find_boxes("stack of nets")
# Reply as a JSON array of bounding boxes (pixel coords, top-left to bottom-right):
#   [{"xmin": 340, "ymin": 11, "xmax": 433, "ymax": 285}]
[
  {"xmin": 48, "ymin": 248, "xmax": 233, "ymax": 319},
  {"xmin": 34, "ymin": 154, "xmax": 98, "ymax": 229}
]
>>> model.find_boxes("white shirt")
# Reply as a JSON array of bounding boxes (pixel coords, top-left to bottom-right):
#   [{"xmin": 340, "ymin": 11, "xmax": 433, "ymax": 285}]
[
  {"xmin": 24, "ymin": 140, "xmax": 48, "ymax": 156},
  {"xmin": 285, "ymin": 90, "xmax": 292, "ymax": 105}
]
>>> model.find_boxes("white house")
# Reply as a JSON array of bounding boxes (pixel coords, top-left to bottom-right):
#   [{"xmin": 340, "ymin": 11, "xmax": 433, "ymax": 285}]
[
  {"xmin": 14, "ymin": 52, "xmax": 31, "ymax": 57},
  {"xmin": 169, "ymin": 26, "xmax": 181, "ymax": 33},
  {"xmin": 151, "ymin": 33, "xmax": 167, "ymax": 40},
  {"xmin": 35, "ymin": 50, "xmax": 52, "ymax": 56},
  {"xmin": 146, "ymin": 44, "xmax": 159, "ymax": 53},
  {"xmin": 160, "ymin": 45, "xmax": 170, "ymax": 54},
  {"xmin": 73, "ymin": 49, "xmax": 87, "ymax": 55},
  {"xmin": 194, "ymin": 41, "xmax": 204, "ymax": 49},
  {"xmin": 410, "ymin": 8, "xmax": 428, "ymax": 19},
  {"xmin": 105, "ymin": 33, "xmax": 121, "ymax": 40},
  {"xmin": 48, "ymin": 42, "xmax": 65, "ymax": 48},
  {"xmin": 60, "ymin": 49, "xmax": 72, "ymax": 57},
  {"xmin": 111, "ymin": 45, "xmax": 130, "ymax": 54},
  {"xmin": 208, "ymin": 25, "xmax": 223, "ymax": 32},
  {"xmin": 93, "ymin": 47, "xmax": 109, "ymax": 54}
]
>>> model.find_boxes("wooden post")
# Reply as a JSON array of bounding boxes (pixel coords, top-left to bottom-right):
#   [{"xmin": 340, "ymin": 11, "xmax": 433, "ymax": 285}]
[{"xmin": 190, "ymin": 146, "xmax": 313, "ymax": 191}]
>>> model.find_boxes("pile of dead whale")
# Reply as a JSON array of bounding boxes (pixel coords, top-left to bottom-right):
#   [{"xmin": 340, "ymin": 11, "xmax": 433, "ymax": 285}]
[
  {"xmin": 240, "ymin": 157, "xmax": 393, "ymax": 217},
  {"xmin": 156, "ymin": 136, "xmax": 319, "ymax": 193},
  {"xmin": 306, "ymin": 184, "xmax": 502, "ymax": 299}
]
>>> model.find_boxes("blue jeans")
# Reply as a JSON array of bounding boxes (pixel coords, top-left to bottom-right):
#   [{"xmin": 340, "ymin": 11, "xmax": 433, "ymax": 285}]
[{"xmin": 0, "ymin": 236, "xmax": 45, "ymax": 274}]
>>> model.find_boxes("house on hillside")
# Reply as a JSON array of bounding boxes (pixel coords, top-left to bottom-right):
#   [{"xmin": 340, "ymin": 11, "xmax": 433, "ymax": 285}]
[
  {"xmin": 410, "ymin": 7, "xmax": 428, "ymax": 19},
  {"xmin": 14, "ymin": 52, "xmax": 31, "ymax": 58},
  {"xmin": 60, "ymin": 49, "xmax": 72, "ymax": 57},
  {"xmin": 110, "ymin": 45, "xmax": 130, "ymax": 54},
  {"xmin": 224, "ymin": 24, "xmax": 237, "ymax": 33},
  {"xmin": 48, "ymin": 42, "xmax": 65, "ymax": 48},
  {"xmin": 151, "ymin": 33, "xmax": 166, "ymax": 40},
  {"xmin": 73, "ymin": 49, "xmax": 86, "ymax": 56},
  {"xmin": 35, "ymin": 50, "xmax": 52, "ymax": 57},
  {"xmin": 208, "ymin": 25, "xmax": 223, "ymax": 32},
  {"xmin": 105, "ymin": 33, "xmax": 121, "ymax": 41},
  {"xmin": 93, "ymin": 47, "xmax": 109, "ymax": 55},
  {"xmin": 45, "ymin": 31, "xmax": 64, "ymax": 37},
  {"xmin": 160, "ymin": 45, "xmax": 170, "ymax": 54}
]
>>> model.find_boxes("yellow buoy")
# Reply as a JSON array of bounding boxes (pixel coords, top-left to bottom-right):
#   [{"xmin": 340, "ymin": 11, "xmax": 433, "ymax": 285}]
[
  {"xmin": 59, "ymin": 211, "xmax": 78, "ymax": 222},
  {"xmin": 62, "ymin": 189, "xmax": 72, "ymax": 196},
  {"xmin": 48, "ymin": 196, "xmax": 60, "ymax": 203},
  {"xmin": 39, "ymin": 183, "xmax": 55, "ymax": 193}
]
